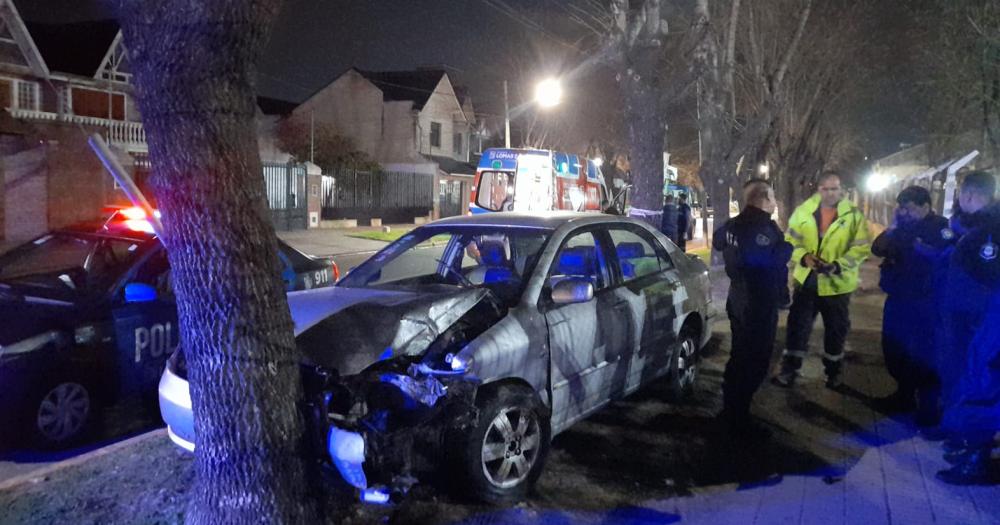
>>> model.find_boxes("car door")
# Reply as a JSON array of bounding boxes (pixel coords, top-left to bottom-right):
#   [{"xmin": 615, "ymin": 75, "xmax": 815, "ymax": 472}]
[
  {"xmin": 110, "ymin": 247, "xmax": 179, "ymax": 397},
  {"xmin": 543, "ymin": 229, "xmax": 629, "ymax": 433},
  {"xmin": 605, "ymin": 226, "xmax": 681, "ymax": 393}
]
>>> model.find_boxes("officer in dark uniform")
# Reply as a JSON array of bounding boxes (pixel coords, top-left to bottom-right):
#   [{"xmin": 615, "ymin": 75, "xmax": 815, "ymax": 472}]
[
  {"xmin": 714, "ymin": 179, "xmax": 793, "ymax": 429},
  {"xmin": 938, "ymin": 172, "xmax": 1000, "ymax": 446},
  {"xmin": 871, "ymin": 186, "xmax": 955, "ymax": 428},
  {"xmin": 937, "ymin": 215, "xmax": 1000, "ymax": 485}
]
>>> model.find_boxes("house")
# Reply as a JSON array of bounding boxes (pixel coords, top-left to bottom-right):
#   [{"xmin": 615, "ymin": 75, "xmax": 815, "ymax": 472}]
[
  {"xmin": 0, "ymin": 0, "xmax": 146, "ymax": 241},
  {"xmin": 290, "ymin": 67, "xmax": 479, "ymax": 218}
]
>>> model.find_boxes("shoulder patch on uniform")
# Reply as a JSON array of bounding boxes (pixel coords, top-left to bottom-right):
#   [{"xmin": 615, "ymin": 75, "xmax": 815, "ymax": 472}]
[
  {"xmin": 756, "ymin": 233, "xmax": 771, "ymax": 246},
  {"xmin": 980, "ymin": 241, "xmax": 997, "ymax": 261},
  {"xmin": 941, "ymin": 228, "xmax": 954, "ymax": 240}
]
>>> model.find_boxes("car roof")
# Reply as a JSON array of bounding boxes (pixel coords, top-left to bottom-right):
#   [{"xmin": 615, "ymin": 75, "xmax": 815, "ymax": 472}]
[
  {"xmin": 58, "ymin": 221, "xmax": 157, "ymax": 243},
  {"xmin": 426, "ymin": 211, "xmax": 631, "ymax": 230}
]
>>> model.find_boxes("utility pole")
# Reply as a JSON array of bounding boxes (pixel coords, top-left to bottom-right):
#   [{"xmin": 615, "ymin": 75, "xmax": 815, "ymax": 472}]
[{"xmin": 504, "ymin": 80, "xmax": 510, "ymax": 148}]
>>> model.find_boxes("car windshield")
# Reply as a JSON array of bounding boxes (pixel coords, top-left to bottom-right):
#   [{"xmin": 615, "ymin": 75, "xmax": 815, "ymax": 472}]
[
  {"xmin": 339, "ymin": 225, "xmax": 552, "ymax": 301},
  {"xmin": 0, "ymin": 231, "xmax": 147, "ymax": 298}
]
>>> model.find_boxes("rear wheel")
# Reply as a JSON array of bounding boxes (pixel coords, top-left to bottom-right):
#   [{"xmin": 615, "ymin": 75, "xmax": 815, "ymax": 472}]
[
  {"xmin": 666, "ymin": 326, "xmax": 700, "ymax": 401},
  {"xmin": 452, "ymin": 385, "xmax": 550, "ymax": 504}
]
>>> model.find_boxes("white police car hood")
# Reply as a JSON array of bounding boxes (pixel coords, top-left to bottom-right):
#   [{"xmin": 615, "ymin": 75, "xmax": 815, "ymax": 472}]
[{"xmin": 289, "ymin": 285, "xmax": 490, "ymax": 376}]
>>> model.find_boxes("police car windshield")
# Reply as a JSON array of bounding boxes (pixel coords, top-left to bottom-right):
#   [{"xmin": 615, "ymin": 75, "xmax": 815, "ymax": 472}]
[
  {"xmin": 339, "ymin": 226, "xmax": 551, "ymax": 299},
  {"xmin": 0, "ymin": 232, "xmax": 145, "ymax": 297}
]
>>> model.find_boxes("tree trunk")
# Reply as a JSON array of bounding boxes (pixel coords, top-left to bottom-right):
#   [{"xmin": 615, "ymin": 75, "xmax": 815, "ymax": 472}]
[
  {"xmin": 621, "ymin": 57, "xmax": 666, "ymax": 228},
  {"xmin": 114, "ymin": 1, "xmax": 319, "ymax": 523}
]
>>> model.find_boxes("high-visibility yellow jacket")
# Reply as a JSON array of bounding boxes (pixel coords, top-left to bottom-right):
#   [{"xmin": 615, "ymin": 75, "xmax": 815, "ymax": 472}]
[{"xmin": 786, "ymin": 194, "xmax": 872, "ymax": 296}]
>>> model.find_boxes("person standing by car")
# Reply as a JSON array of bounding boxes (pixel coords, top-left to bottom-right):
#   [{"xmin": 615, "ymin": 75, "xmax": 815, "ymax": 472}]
[
  {"xmin": 677, "ymin": 193, "xmax": 692, "ymax": 252},
  {"xmin": 714, "ymin": 180, "xmax": 793, "ymax": 430},
  {"xmin": 661, "ymin": 194, "xmax": 680, "ymax": 245},
  {"xmin": 773, "ymin": 171, "xmax": 872, "ymax": 389},
  {"xmin": 871, "ymin": 186, "xmax": 955, "ymax": 430}
]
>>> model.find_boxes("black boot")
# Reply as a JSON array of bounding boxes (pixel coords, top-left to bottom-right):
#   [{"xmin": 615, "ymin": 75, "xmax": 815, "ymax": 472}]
[{"xmin": 936, "ymin": 448, "xmax": 996, "ymax": 485}]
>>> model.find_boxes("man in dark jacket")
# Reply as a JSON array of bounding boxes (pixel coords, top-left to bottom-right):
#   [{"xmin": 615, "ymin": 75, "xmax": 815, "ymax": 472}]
[
  {"xmin": 937, "ymin": 215, "xmax": 1000, "ymax": 485},
  {"xmin": 677, "ymin": 193, "xmax": 692, "ymax": 251},
  {"xmin": 714, "ymin": 180, "xmax": 793, "ymax": 430},
  {"xmin": 661, "ymin": 194, "xmax": 680, "ymax": 245},
  {"xmin": 872, "ymin": 186, "xmax": 955, "ymax": 429}
]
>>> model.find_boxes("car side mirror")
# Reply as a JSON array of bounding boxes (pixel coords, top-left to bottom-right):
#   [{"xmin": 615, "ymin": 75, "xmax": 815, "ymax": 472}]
[
  {"xmin": 551, "ymin": 278, "xmax": 594, "ymax": 305},
  {"xmin": 125, "ymin": 282, "xmax": 158, "ymax": 303}
]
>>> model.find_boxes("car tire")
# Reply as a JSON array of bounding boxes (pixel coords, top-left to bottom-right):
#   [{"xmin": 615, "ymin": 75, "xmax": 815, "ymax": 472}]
[
  {"xmin": 665, "ymin": 326, "xmax": 700, "ymax": 402},
  {"xmin": 451, "ymin": 385, "xmax": 550, "ymax": 504},
  {"xmin": 27, "ymin": 380, "xmax": 96, "ymax": 449}
]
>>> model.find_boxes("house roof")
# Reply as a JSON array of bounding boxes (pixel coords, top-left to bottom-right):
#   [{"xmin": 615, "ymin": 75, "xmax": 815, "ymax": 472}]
[
  {"xmin": 428, "ymin": 154, "xmax": 476, "ymax": 176},
  {"xmin": 356, "ymin": 69, "xmax": 446, "ymax": 110},
  {"xmin": 23, "ymin": 19, "xmax": 119, "ymax": 77},
  {"xmin": 257, "ymin": 96, "xmax": 298, "ymax": 116}
]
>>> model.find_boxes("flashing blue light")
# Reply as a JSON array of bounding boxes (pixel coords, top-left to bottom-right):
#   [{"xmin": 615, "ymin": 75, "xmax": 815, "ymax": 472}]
[
  {"xmin": 361, "ymin": 487, "xmax": 391, "ymax": 505},
  {"xmin": 379, "ymin": 347, "xmax": 393, "ymax": 361},
  {"xmin": 448, "ymin": 353, "xmax": 468, "ymax": 371},
  {"xmin": 124, "ymin": 282, "xmax": 157, "ymax": 303},
  {"xmin": 559, "ymin": 162, "xmax": 569, "ymax": 173}
]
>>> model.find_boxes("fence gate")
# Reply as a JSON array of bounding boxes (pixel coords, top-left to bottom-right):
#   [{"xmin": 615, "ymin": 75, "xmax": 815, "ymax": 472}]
[{"xmin": 263, "ymin": 161, "xmax": 308, "ymax": 230}]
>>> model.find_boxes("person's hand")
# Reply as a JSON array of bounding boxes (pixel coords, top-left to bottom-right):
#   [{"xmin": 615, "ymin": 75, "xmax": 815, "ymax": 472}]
[{"xmin": 802, "ymin": 253, "xmax": 821, "ymax": 269}]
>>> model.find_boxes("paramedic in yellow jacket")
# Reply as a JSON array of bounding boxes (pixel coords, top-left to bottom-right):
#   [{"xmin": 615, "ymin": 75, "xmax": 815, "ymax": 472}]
[{"xmin": 772, "ymin": 171, "xmax": 872, "ymax": 389}]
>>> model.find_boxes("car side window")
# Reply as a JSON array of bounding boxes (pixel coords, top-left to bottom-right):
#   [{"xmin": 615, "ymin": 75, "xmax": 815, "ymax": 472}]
[
  {"xmin": 608, "ymin": 228, "xmax": 673, "ymax": 282},
  {"xmin": 132, "ymin": 249, "xmax": 174, "ymax": 299},
  {"xmin": 548, "ymin": 231, "xmax": 611, "ymax": 291}
]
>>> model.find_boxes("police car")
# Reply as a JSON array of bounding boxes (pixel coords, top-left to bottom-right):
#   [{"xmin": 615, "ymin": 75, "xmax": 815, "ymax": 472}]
[{"xmin": 0, "ymin": 208, "xmax": 338, "ymax": 448}]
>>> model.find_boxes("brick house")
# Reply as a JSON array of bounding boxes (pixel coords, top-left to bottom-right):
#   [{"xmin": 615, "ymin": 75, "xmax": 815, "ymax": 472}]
[
  {"xmin": 0, "ymin": 0, "xmax": 146, "ymax": 242},
  {"xmin": 290, "ymin": 67, "xmax": 479, "ymax": 218}
]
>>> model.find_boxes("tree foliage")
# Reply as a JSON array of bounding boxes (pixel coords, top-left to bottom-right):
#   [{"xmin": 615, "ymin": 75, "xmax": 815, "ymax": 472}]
[{"xmin": 274, "ymin": 115, "xmax": 380, "ymax": 171}]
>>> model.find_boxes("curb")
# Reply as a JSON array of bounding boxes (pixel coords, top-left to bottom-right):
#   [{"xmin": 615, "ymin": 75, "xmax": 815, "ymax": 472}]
[{"xmin": 0, "ymin": 428, "xmax": 166, "ymax": 492}]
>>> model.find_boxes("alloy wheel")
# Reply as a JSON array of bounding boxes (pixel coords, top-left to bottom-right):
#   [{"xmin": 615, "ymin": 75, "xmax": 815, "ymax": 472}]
[
  {"xmin": 36, "ymin": 383, "xmax": 90, "ymax": 443},
  {"xmin": 480, "ymin": 406, "xmax": 541, "ymax": 489}
]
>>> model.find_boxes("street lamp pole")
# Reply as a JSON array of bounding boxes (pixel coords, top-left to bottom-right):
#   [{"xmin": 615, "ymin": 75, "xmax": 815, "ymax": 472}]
[{"xmin": 504, "ymin": 80, "xmax": 511, "ymax": 148}]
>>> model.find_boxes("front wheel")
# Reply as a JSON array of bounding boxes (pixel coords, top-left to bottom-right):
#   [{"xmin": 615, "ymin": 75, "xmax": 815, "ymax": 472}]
[
  {"xmin": 666, "ymin": 328, "xmax": 700, "ymax": 401},
  {"xmin": 451, "ymin": 385, "xmax": 550, "ymax": 504},
  {"xmin": 29, "ymin": 381, "xmax": 94, "ymax": 448}
]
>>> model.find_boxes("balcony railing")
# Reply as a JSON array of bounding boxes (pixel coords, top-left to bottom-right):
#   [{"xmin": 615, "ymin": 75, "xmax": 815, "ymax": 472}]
[{"xmin": 8, "ymin": 108, "xmax": 148, "ymax": 153}]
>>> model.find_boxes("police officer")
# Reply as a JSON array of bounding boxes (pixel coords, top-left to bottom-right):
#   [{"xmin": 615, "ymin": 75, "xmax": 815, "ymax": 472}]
[
  {"xmin": 936, "ymin": 171, "xmax": 1000, "ymax": 474},
  {"xmin": 714, "ymin": 180, "xmax": 793, "ymax": 429},
  {"xmin": 677, "ymin": 193, "xmax": 693, "ymax": 251},
  {"xmin": 773, "ymin": 171, "xmax": 872, "ymax": 389},
  {"xmin": 937, "ymin": 212, "xmax": 1000, "ymax": 485},
  {"xmin": 661, "ymin": 194, "xmax": 680, "ymax": 245},
  {"xmin": 871, "ymin": 186, "xmax": 954, "ymax": 429}
]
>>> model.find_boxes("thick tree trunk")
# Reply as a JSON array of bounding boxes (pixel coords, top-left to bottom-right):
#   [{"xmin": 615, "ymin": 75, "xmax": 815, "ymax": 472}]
[
  {"xmin": 114, "ymin": 1, "xmax": 318, "ymax": 523},
  {"xmin": 621, "ymin": 58, "xmax": 666, "ymax": 229}
]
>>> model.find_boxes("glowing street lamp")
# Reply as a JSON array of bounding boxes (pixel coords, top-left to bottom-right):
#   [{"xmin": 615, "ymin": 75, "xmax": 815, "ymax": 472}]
[
  {"xmin": 534, "ymin": 78, "xmax": 563, "ymax": 108},
  {"xmin": 866, "ymin": 171, "xmax": 892, "ymax": 192},
  {"xmin": 593, "ymin": 157, "xmax": 604, "ymax": 168},
  {"xmin": 504, "ymin": 77, "xmax": 564, "ymax": 148}
]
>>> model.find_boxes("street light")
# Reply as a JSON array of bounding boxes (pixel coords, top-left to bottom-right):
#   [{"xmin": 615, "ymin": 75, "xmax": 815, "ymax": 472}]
[
  {"xmin": 504, "ymin": 78, "xmax": 563, "ymax": 148},
  {"xmin": 866, "ymin": 171, "xmax": 892, "ymax": 192},
  {"xmin": 593, "ymin": 157, "xmax": 604, "ymax": 168}
]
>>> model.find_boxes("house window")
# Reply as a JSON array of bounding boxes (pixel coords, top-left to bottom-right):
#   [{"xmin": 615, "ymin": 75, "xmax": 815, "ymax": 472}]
[
  {"xmin": 72, "ymin": 88, "xmax": 125, "ymax": 120},
  {"xmin": 14, "ymin": 80, "xmax": 38, "ymax": 111},
  {"xmin": 453, "ymin": 133, "xmax": 463, "ymax": 156},
  {"xmin": 430, "ymin": 122, "xmax": 441, "ymax": 148}
]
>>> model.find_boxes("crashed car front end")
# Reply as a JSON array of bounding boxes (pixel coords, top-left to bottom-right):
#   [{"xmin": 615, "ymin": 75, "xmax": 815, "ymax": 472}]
[{"xmin": 159, "ymin": 285, "xmax": 509, "ymax": 502}]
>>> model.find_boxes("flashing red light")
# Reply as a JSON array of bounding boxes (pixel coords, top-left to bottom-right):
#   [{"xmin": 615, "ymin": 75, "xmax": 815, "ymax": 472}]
[{"xmin": 332, "ymin": 261, "xmax": 340, "ymax": 282}]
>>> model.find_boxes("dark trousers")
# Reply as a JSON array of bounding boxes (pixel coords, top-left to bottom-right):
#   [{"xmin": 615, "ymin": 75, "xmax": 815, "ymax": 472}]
[
  {"xmin": 676, "ymin": 235, "xmax": 687, "ymax": 252},
  {"xmin": 781, "ymin": 273, "xmax": 851, "ymax": 377},
  {"xmin": 723, "ymin": 300, "xmax": 779, "ymax": 417},
  {"xmin": 882, "ymin": 296, "xmax": 941, "ymax": 424}
]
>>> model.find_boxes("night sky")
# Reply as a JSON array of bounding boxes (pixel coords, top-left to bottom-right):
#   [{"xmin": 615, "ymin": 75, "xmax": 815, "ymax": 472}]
[{"xmin": 20, "ymin": 0, "xmax": 924, "ymax": 159}]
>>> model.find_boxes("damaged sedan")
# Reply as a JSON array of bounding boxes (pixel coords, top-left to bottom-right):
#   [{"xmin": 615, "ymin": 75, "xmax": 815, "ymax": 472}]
[{"xmin": 158, "ymin": 212, "xmax": 715, "ymax": 503}]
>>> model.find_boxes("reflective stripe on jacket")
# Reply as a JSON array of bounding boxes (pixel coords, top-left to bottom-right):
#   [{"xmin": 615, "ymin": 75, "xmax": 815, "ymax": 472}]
[{"xmin": 786, "ymin": 194, "xmax": 872, "ymax": 296}]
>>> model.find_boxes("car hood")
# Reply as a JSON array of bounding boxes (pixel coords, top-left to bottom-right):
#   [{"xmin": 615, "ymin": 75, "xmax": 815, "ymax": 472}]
[
  {"xmin": 0, "ymin": 297, "xmax": 79, "ymax": 347},
  {"xmin": 292, "ymin": 286, "xmax": 490, "ymax": 376}
]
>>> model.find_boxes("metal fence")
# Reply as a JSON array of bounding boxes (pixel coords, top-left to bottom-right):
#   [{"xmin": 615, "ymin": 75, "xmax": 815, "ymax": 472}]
[
  {"xmin": 321, "ymin": 169, "xmax": 434, "ymax": 223},
  {"xmin": 263, "ymin": 161, "xmax": 308, "ymax": 230}
]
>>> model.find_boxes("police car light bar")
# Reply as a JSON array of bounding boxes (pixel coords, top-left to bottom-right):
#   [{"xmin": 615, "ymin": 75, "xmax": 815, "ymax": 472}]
[{"xmin": 88, "ymin": 134, "xmax": 164, "ymax": 237}]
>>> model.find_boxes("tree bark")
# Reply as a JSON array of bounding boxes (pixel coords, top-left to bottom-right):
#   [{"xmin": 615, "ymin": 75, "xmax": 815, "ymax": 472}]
[
  {"xmin": 621, "ymin": 54, "xmax": 666, "ymax": 228},
  {"xmin": 113, "ymin": 1, "xmax": 319, "ymax": 523}
]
